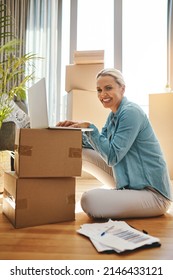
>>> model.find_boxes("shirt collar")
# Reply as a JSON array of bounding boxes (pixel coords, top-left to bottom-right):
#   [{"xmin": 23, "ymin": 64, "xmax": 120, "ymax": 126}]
[{"xmin": 111, "ymin": 96, "xmax": 128, "ymax": 118}]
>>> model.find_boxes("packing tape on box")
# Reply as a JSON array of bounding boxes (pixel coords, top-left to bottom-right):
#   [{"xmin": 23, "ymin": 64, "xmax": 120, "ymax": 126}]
[
  {"xmin": 69, "ymin": 148, "xmax": 82, "ymax": 158},
  {"xmin": 14, "ymin": 144, "xmax": 32, "ymax": 156},
  {"xmin": 67, "ymin": 194, "xmax": 75, "ymax": 204},
  {"xmin": 14, "ymin": 145, "xmax": 80, "ymax": 157}
]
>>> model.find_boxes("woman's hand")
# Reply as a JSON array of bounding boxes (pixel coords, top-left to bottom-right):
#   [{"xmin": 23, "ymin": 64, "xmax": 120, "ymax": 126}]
[
  {"xmin": 56, "ymin": 120, "xmax": 77, "ymax": 127},
  {"xmin": 56, "ymin": 120, "xmax": 91, "ymax": 128}
]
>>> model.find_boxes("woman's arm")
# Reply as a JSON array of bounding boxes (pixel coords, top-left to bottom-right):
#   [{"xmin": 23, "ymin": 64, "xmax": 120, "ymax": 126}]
[{"xmin": 85, "ymin": 107, "xmax": 145, "ymax": 166}]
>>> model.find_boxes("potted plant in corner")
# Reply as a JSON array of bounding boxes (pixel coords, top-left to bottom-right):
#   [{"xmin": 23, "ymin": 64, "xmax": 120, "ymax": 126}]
[
  {"xmin": 0, "ymin": 40, "xmax": 37, "ymax": 150},
  {"xmin": 0, "ymin": 1, "xmax": 39, "ymax": 151}
]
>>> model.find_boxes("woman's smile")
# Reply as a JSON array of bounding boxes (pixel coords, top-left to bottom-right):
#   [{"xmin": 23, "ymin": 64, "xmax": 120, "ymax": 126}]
[{"xmin": 101, "ymin": 97, "xmax": 112, "ymax": 104}]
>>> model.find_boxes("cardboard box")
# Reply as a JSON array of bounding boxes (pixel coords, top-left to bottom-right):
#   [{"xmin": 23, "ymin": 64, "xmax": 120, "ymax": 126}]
[
  {"xmin": 73, "ymin": 50, "xmax": 104, "ymax": 64},
  {"xmin": 67, "ymin": 89, "xmax": 110, "ymax": 131},
  {"xmin": 14, "ymin": 128, "xmax": 82, "ymax": 178},
  {"xmin": 149, "ymin": 93, "xmax": 173, "ymax": 179},
  {"xmin": 65, "ymin": 63, "xmax": 104, "ymax": 93},
  {"xmin": 3, "ymin": 172, "xmax": 75, "ymax": 228}
]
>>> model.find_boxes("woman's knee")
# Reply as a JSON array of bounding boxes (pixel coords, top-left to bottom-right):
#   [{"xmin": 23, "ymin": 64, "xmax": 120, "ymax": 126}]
[
  {"xmin": 80, "ymin": 191, "xmax": 93, "ymax": 215},
  {"xmin": 80, "ymin": 188, "xmax": 116, "ymax": 218},
  {"xmin": 80, "ymin": 189, "xmax": 101, "ymax": 217}
]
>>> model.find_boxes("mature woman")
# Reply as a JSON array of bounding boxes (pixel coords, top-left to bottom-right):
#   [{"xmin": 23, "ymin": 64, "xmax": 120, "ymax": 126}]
[{"xmin": 58, "ymin": 68, "xmax": 172, "ymax": 219}]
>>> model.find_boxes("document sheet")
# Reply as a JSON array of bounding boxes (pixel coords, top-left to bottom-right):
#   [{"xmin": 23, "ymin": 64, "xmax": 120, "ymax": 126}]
[{"xmin": 77, "ymin": 219, "xmax": 161, "ymax": 253}]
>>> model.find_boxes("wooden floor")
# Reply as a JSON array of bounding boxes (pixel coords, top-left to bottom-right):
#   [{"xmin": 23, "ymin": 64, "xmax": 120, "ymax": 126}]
[{"xmin": 0, "ymin": 178, "xmax": 173, "ymax": 260}]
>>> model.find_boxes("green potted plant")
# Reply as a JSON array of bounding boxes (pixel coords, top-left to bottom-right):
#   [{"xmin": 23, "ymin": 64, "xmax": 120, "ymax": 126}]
[{"xmin": 0, "ymin": 1, "xmax": 39, "ymax": 151}]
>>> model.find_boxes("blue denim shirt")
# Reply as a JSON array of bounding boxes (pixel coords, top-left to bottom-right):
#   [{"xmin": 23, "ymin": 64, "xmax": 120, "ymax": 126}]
[{"xmin": 83, "ymin": 97, "xmax": 172, "ymax": 200}]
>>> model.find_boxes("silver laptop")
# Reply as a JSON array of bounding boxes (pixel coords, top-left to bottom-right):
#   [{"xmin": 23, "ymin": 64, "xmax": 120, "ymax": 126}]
[{"xmin": 27, "ymin": 78, "xmax": 92, "ymax": 132}]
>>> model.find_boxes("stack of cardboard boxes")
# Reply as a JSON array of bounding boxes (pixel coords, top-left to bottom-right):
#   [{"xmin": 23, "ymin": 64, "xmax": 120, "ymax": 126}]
[
  {"xmin": 2, "ymin": 50, "xmax": 109, "ymax": 228},
  {"xmin": 3, "ymin": 128, "xmax": 82, "ymax": 228},
  {"xmin": 65, "ymin": 50, "xmax": 110, "ymax": 130}
]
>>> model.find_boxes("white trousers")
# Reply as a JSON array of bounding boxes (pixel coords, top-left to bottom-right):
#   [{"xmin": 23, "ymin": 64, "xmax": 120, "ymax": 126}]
[{"xmin": 81, "ymin": 148, "xmax": 171, "ymax": 219}]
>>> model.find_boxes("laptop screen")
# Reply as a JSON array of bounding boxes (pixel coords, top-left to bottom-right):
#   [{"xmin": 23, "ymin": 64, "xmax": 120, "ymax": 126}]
[{"xmin": 27, "ymin": 78, "xmax": 49, "ymax": 129}]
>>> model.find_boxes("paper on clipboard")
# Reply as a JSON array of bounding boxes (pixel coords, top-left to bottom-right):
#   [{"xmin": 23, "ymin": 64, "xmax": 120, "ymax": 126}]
[{"xmin": 77, "ymin": 220, "xmax": 160, "ymax": 253}]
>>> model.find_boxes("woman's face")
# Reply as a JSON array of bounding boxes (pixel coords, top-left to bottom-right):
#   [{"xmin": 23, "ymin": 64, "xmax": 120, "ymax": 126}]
[{"xmin": 96, "ymin": 75, "xmax": 125, "ymax": 113}]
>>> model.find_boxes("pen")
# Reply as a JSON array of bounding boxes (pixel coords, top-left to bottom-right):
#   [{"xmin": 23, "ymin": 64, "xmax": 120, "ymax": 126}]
[
  {"xmin": 129, "ymin": 224, "xmax": 148, "ymax": 235},
  {"xmin": 101, "ymin": 225, "xmax": 114, "ymax": 236}
]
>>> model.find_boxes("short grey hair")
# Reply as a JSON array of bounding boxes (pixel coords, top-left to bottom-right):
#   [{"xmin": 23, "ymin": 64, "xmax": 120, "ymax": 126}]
[{"xmin": 96, "ymin": 68, "xmax": 125, "ymax": 86}]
